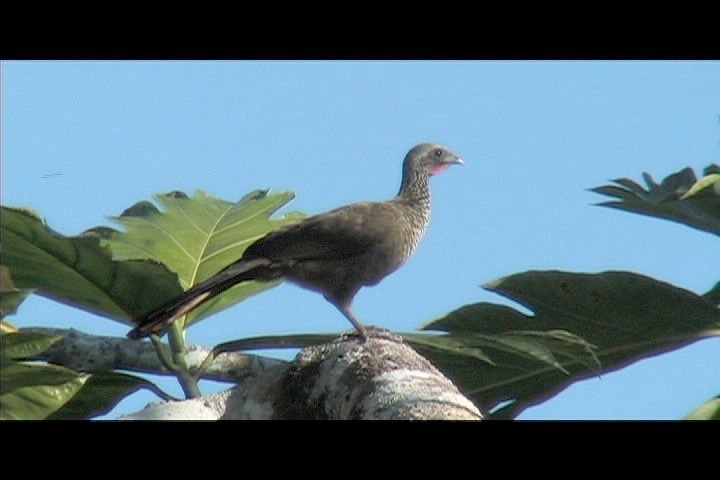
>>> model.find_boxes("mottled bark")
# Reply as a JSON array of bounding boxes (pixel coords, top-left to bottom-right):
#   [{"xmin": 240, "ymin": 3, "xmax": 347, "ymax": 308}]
[{"xmin": 25, "ymin": 327, "xmax": 482, "ymax": 420}]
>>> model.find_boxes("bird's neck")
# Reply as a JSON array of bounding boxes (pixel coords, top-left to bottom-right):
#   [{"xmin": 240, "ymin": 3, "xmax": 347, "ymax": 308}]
[
  {"xmin": 396, "ymin": 169, "xmax": 431, "ymax": 211},
  {"xmin": 392, "ymin": 169, "xmax": 432, "ymax": 260}
]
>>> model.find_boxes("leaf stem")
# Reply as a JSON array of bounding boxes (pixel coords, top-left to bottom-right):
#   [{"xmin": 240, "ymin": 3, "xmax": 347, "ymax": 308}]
[{"xmin": 155, "ymin": 324, "xmax": 202, "ymax": 399}]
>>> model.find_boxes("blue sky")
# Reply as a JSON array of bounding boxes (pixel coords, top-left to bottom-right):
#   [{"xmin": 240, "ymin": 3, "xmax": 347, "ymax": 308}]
[{"xmin": 2, "ymin": 60, "xmax": 718, "ymax": 419}]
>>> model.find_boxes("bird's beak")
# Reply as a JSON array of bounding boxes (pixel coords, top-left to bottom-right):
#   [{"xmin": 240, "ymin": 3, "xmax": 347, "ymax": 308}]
[
  {"xmin": 444, "ymin": 155, "xmax": 464, "ymax": 166},
  {"xmin": 431, "ymin": 155, "xmax": 464, "ymax": 175}
]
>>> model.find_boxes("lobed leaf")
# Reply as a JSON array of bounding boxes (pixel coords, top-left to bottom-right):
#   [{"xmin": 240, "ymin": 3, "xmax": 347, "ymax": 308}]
[
  {"xmin": 416, "ymin": 270, "xmax": 720, "ymax": 418},
  {"xmin": 591, "ymin": 164, "xmax": 720, "ymax": 236},
  {"xmin": 92, "ymin": 189, "xmax": 305, "ymax": 328},
  {"xmin": 1, "ymin": 207, "xmax": 183, "ymax": 324}
]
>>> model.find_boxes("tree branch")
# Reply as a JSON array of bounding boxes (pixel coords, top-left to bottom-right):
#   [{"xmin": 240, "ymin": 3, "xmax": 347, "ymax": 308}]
[
  {"xmin": 24, "ymin": 326, "xmax": 483, "ymax": 420},
  {"xmin": 24, "ymin": 327, "xmax": 284, "ymax": 383},
  {"xmin": 121, "ymin": 328, "xmax": 484, "ymax": 420}
]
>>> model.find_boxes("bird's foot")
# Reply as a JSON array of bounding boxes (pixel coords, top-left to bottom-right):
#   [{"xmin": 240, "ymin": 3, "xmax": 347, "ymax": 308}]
[
  {"xmin": 341, "ymin": 327, "xmax": 368, "ymax": 343},
  {"xmin": 341, "ymin": 325, "xmax": 394, "ymax": 343}
]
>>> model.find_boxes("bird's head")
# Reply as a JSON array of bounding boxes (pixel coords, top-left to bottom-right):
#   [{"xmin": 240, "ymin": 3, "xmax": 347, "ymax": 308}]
[{"xmin": 403, "ymin": 143, "xmax": 464, "ymax": 178}]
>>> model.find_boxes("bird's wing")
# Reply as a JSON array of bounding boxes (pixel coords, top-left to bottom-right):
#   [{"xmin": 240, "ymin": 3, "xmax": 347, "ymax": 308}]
[{"xmin": 243, "ymin": 201, "xmax": 396, "ymax": 262}]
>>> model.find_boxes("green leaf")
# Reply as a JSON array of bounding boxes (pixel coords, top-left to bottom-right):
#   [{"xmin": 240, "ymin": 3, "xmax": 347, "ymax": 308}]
[
  {"xmin": 0, "ymin": 266, "xmax": 32, "ymax": 319},
  {"xmin": 612, "ymin": 178, "xmax": 650, "ymax": 197},
  {"xmin": 419, "ymin": 270, "xmax": 720, "ymax": 419},
  {"xmin": 684, "ymin": 396, "xmax": 720, "ymax": 420},
  {"xmin": 0, "ymin": 331, "xmax": 156, "ymax": 419},
  {"xmin": 408, "ymin": 329, "xmax": 600, "ymax": 375},
  {"xmin": 1, "ymin": 331, "xmax": 61, "ymax": 360},
  {"xmin": 681, "ymin": 173, "xmax": 720, "ymax": 200},
  {"xmin": 703, "ymin": 282, "xmax": 720, "ymax": 305},
  {"xmin": 704, "ymin": 164, "xmax": 720, "ymax": 176},
  {"xmin": 0, "ymin": 361, "xmax": 89, "ymax": 420},
  {"xmin": 0, "ymin": 291, "xmax": 30, "ymax": 320},
  {"xmin": 0, "ymin": 361, "xmax": 80, "ymax": 393},
  {"xmin": 200, "ymin": 333, "xmax": 335, "ymax": 352},
  {"xmin": 403, "ymin": 334, "xmax": 496, "ymax": 365},
  {"xmin": 0, "ymin": 206, "xmax": 183, "ymax": 324},
  {"xmin": 46, "ymin": 371, "xmax": 156, "ymax": 420},
  {"xmin": 92, "ymin": 189, "xmax": 305, "ymax": 328},
  {"xmin": 0, "ymin": 321, "xmax": 19, "ymax": 334},
  {"xmin": 591, "ymin": 165, "xmax": 720, "ymax": 236}
]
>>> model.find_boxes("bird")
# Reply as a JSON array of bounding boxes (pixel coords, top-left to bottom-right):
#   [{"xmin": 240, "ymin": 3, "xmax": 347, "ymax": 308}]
[{"xmin": 127, "ymin": 143, "xmax": 463, "ymax": 341}]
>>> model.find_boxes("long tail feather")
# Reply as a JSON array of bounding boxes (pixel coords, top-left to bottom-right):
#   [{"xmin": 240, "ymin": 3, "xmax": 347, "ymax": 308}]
[{"xmin": 127, "ymin": 258, "xmax": 270, "ymax": 339}]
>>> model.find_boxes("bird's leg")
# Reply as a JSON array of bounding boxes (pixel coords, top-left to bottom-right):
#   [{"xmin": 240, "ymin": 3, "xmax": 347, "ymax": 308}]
[{"xmin": 329, "ymin": 300, "xmax": 368, "ymax": 342}]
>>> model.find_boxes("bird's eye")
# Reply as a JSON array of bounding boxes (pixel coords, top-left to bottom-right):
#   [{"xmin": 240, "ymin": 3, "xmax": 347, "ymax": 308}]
[{"xmin": 434, "ymin": 150, "xmax": 442, "ymax": 157}]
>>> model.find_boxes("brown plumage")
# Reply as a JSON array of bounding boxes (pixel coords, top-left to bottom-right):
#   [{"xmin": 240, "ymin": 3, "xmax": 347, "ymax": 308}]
[{"xmin": 128, "ymin": 143, "xmax": 463, "ymax": 341}]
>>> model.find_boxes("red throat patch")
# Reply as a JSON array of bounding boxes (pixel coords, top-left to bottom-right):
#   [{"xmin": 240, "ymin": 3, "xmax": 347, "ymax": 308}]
[{"xmin": 431, "ymin": 164, "xmax": 451, "ymax": 175}]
